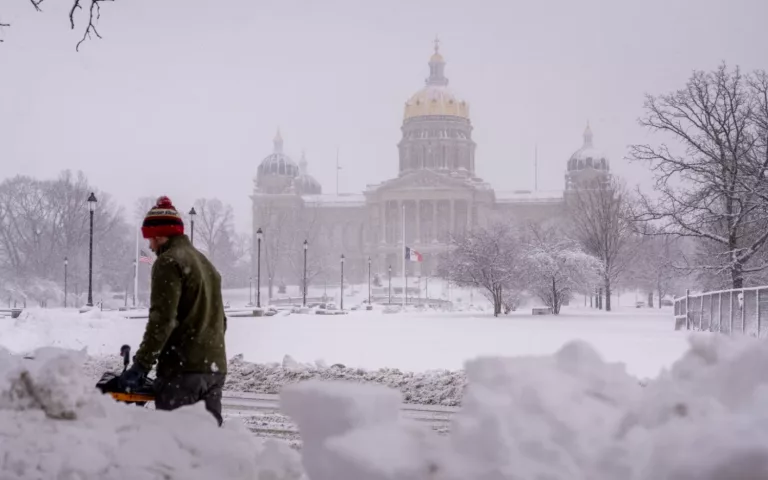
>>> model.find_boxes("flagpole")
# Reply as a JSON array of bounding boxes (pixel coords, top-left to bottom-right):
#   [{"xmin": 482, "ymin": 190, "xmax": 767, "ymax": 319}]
[
  {"xmin": 133, "ymin": 222, "xmax": 139, "ymax": 307},
  {"xmin": 335, "ymin": 146, "xmax": 340, "ymax": 196},
  {"xmin": 402, "ymin": 203, "xmax": 406, "ymax": 308}
]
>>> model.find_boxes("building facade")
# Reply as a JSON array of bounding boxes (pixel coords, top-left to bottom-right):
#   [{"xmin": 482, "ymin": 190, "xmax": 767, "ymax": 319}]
[{"xmin": 251, "ymin": 43, "xmax": 610, "ymax": 287}]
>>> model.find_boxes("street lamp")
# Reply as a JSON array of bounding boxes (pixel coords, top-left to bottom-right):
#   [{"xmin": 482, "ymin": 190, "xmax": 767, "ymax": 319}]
[
  {"xmin": 86, "ymin": 192, "xmax": 97, "ymax": 307},
  {"xmin": 188, "ymin": 207, "xmax": 197, "ymax": 245},
  {"xmin": 256, "ymin": 227, "xmax": 263, "ymax": 308},
  {"xmin": 303, "ymin": 239, "xmax": 308, "ymax": 307},
  {"xmin": 367, "ymin": 256, "xmax": 371, "ymax": 305},
  {"xmin": 249, "ymin": 276, "xmax": 253, "ymax": 305},
  {"xmin": 388, "ymin": 264, "xmax": 392, "ymax": 304},
  {"xmin": 64, "ymin": 257, "xmax": 68, "ymax": 308},
  {"xmin": 340, "ymin": 254, "xmax": 345, "ymax": 310}
]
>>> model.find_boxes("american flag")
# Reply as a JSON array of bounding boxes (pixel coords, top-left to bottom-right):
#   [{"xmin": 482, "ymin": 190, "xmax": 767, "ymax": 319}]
[{"xmin": 139, "ymin": 250, "xmax": 154, "ymax": 265}]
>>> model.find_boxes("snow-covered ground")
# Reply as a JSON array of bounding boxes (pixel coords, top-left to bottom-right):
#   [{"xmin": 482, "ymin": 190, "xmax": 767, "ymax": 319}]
[
  {"xmin": 5, "ymin": 306, "xmax": 768, "ymax": 479},
  {"xmin": 6, "ymin": 334, "xmax": 768, "ymax": 479},
  {"xmin": 0, "ymin": 305, "xmax": 687, "ymax": 380},
  {"xmin": 0, "ymin": 347, "xmax": 303, "ymax": 480}
]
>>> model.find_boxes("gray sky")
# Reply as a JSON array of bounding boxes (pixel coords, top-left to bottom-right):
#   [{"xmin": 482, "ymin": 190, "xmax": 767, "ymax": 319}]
[{"xmin": 2, "ymin": 0, "xmax": 766, "ymax": 231}]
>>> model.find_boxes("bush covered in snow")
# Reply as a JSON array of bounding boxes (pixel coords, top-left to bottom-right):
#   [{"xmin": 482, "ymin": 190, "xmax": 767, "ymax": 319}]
[
  {"xmin": 282, "ymin": 335, "xmax": 768, "ymax": 480},
  {"xmin": 0, "ymin": 346, "xmax": 304, "ymax": 480}
]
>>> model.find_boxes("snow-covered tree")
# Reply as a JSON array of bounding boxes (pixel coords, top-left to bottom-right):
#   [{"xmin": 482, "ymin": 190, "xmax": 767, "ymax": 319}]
[
  {"xmin": 524, "ymin": 226, "xmax": 601, "ymax": 314},
  {"xmin": 629, "ymin": 65, "xmax": 768, "ymax": 289},
  {"xmin": 437, "ymin": 223, "xmax": 524, "ymax": 317}
]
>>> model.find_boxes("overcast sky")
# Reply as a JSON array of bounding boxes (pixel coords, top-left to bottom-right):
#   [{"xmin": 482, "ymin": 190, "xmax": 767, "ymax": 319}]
[{"xmin": 2, "ymin": 0, "xmax": 766, "ymax": 231}]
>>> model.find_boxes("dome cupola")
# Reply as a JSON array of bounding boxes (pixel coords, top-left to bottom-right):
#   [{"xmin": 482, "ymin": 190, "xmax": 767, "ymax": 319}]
[
  {"xmin": 567, "ymin": 123, "xmax": 609, "ymax": 172},
  {"xmin": 256, "ymin": 129, "xmax": 300, "ymax": 193}
]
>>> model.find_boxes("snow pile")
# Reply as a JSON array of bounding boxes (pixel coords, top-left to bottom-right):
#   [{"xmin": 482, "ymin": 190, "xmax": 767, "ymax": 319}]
[
  {"xmin": 281, "ymin": 336, "xmax": 768, "ymax": 480},
  {"xmin": 0, "ymin": 346, "xmax": 304, "ymax": 480},
  {"xmin": 226, "ymin": 354, "xmax": 467, "ymax": 406}
]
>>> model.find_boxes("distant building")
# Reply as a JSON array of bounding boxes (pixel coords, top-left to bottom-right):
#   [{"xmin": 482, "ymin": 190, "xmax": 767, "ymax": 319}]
[{"xmin": 251, "ymin": 42, "xmax": 610, "ymax": 288}]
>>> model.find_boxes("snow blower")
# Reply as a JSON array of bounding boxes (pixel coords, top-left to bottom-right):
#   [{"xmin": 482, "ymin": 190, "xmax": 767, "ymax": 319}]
[{"xmin": 95, "ymin": 344, "xmax": 155, "ymax": 406}]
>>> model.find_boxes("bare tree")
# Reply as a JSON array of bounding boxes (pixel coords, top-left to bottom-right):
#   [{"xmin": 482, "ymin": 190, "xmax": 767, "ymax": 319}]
[
  {"xmin": 567, "ymin": 176, "xmax": 636, "ymax": 311},
  {"xmin": 133, "ymin": 196, "xmax": 157, "ymax": 224},
  {"xmin": 2, "ymin": 0, "xmax": 115, "ymax": 50},
  {"xmin": 629, "ymin": 65, "xmax": 768, "ymax": 289},
  {"xmin": 192, "ymin": 198, "xmax": 234, "ymax": 264},
  {"xmin": 437, "ymin": 223, "xmax": 524, "ymax": 316},
  {"xmin": 524, "ymin": 225, "xmax": 601, "ymax": 314},
  {"xmin": 0, "ymin": 170, "xmax": 131, "ymax": 304}
]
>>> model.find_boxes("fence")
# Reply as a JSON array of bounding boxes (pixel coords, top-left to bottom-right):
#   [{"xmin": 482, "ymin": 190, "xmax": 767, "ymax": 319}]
[{"xmin": 673, "ymin": 286, "xmax": 768, "ymax": 337}]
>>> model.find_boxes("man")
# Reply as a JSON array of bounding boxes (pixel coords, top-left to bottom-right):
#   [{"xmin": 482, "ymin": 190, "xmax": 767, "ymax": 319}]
[{"xmin": 120, "ymin": 196, "xmax": 228, "ymax": 425}]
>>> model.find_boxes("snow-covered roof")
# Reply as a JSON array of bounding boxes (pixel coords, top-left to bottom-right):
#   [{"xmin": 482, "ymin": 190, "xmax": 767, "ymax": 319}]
[
  {"xmin": 495, "ymin": 190, "xmax": 564, "ymax": 204},
  {"xmin": 301, "ymin": 193, "xmax": 365, "ymax": 208}
]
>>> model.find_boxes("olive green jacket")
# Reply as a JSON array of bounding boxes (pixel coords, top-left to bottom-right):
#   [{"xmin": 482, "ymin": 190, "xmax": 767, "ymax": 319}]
[{"xmin": 134, "ymin": 234, "xmax": 227, "ymax": 378}]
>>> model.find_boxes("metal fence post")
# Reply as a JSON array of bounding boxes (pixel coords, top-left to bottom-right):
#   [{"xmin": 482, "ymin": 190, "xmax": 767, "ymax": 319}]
[
  {"xmin": 742, "ymin": 289, "xmax": 746, "ymax": 334},
  {"xmin": 757, "ymin": 288, "xmax": 761, "ymax": 338},
  {"xmin": 685, "ymin": 289, "xmax": 690, "ymax": 330},
  {"xmin": 730, "ymin": 291, "xmax": 734, "ymax": 335}
]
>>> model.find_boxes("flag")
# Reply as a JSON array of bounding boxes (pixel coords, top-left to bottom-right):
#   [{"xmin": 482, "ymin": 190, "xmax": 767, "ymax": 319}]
[
  {"xmin": 405, "ymin": 246, "xmax": 423, "ymax": 262},
  {"xmin": 139, "ymin": 250, "xmax": 154, "ymax": 265}
]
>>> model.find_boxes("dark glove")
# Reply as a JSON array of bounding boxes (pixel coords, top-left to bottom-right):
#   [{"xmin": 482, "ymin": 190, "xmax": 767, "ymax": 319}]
[{"xmin": 119, "ymin": 363, "xmax": 148, "ymax": 392}]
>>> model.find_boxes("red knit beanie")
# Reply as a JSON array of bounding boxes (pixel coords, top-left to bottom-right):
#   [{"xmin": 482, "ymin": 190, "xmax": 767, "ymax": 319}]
[{"xmin": 141, "ymin": 196, "xmax": 185, "ymax": 239}]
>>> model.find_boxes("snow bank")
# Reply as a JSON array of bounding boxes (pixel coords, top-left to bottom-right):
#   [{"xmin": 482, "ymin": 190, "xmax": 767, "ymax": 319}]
[
  {"xmin": 0, "ymin": 346, "xmax": 304, "ymax": 480},
  {"xmin": 281, "ymin": 336, "xmax": 768, "ymax": 480},
  {"xmin": 82, "ymin": 353, "xmax": 467, "ymax": 406},
  {"xmin": 225, "ymin": 354, "xmax": 466, "ymax": 406}
]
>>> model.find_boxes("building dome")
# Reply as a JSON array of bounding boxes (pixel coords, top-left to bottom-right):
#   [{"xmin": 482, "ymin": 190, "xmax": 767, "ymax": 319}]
[
  {"xmin": 403, "ymin": 40, "xmax": 469, "ymax": 121},
  {"xmin": 567, "ymin": 123, "xmax": 609, "ymax": 172},
  {"xmin": 292, "ymin": 151, "xmax": 322, "ymax": 195},
  {"xmin": 256, "ymin": 130, "xmax": 300, "ymax": 192}
]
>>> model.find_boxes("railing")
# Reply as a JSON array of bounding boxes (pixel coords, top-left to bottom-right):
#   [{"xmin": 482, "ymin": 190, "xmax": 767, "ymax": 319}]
[{"xmin": 674, "ymin": 287, "xmax": 768, "ymax": 337}]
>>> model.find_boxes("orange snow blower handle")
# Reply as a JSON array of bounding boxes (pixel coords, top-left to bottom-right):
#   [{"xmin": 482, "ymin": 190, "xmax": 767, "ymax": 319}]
[{"xmin": 109, "ymin": 391, "xmax": 155, "ymax": 403}]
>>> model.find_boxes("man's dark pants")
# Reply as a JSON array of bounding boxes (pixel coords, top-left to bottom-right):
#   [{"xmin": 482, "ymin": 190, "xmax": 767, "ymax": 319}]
[{"xmin": 153, "ymin": 373, "xmax": 226, "ymax": 426}]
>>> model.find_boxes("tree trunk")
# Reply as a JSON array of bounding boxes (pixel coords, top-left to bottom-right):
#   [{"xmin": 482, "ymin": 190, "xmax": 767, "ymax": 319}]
[
  {"xmin": 598, "ymin": 288, "xmax": 603, "ymax": 310},
  {"xmin": 604, "ymin": 279, "xmax": 612, "ymax": 311},
  {"xmin": 494, "ymin": 285, "xmax": 503, "ymax": 317},
  {"xmin": 647, "ymin": 291, "xmax": 654, "ymax": 308},
  {"xmin": 657, "ymin": 285, "xmax": 663, "ymax": 309},
  {"xmin": 732, "ymin": 262, "xmax": 744, "ymax": 289},
  {"xmin": 552, "ymin": 276, "xmax": 559, "ymax": 314}
]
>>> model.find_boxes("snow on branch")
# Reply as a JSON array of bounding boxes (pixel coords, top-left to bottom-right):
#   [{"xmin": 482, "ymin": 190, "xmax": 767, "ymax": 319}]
[
  {"xmin": 629, "ymin": 64, "xmax": 768, "ymax": 289},
  {"xmin": 524, "ymin": 223, "xmax": 601, "ymax": 314}
]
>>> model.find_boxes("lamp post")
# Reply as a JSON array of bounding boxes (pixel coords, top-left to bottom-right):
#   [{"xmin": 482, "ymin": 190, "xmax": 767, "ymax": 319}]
[
  {"xmin": 86, "ymin": 192, "xmax": 97, "ymax": 307},
  {"xmin": 340, "ymin": 254, "xmax": 345, "ymax": 310},
  {"xmin": 64, "ymin": 257, "xmax": 68, "ymax": 308},
  {"xmin": 256, "ymin": 227, "xmax": 263, "ymax": 308},
  {"xmin": 188, "ymin": 207, "xmax": 197, "ymax": 245},
  {"xmin": 303, "ymin": 239, "xmax": 308, "ymax": 307},
  {"xmin": 249, "ymin": 276, "xmax": 253, "ymax": 305},
  {"xmin": 367, "ymin": 256, "xmax": 371, "ymax": 305},
  {"xmin": 388, "ymin": 265, "xmax": 392, "ymax": 304}
]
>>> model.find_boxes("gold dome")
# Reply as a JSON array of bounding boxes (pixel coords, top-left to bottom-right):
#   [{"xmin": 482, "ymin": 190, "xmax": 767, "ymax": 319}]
[
  {"xmin": 404, "ymin": 86, "xmax": 469, "ymax": 120},
  {"xmin": 403, "ymin": 39, "xmax": 469, "ymax": 120}
]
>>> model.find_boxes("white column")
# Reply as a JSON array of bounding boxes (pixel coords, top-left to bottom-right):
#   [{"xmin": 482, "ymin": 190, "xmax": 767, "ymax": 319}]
[
  {"xmin": 381, "ymin": 201, "xmax": 387, "ymax": 244},
  {"xmin": 416, "ymin": 199, "xmax": 421, "ymax": 244},
  {"xmin": 467, "ymin": 200, "xmax": 473, "ymax": 231},
  {"xmin": 449, "ymin": 199, "xmax": 455, "ymax": 237}
]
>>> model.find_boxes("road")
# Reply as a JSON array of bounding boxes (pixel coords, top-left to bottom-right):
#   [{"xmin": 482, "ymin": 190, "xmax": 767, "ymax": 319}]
[{"xmin": 221, "ymin": 392, "xmax": 458, "ymax": 446}]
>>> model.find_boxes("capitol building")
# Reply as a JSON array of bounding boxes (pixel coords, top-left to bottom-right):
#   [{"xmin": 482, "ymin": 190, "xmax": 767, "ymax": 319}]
[{"xmin": 251, "ymin": 43, "xmax": 611, "ymax": 287}]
